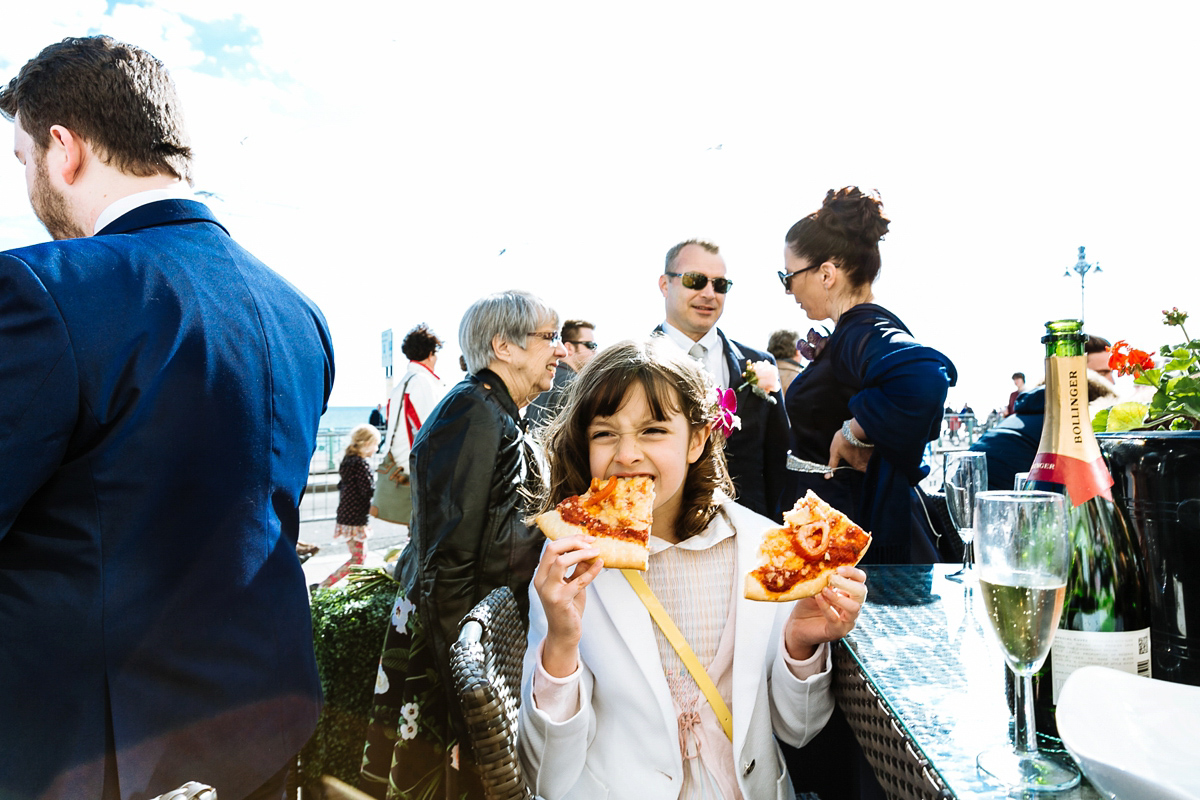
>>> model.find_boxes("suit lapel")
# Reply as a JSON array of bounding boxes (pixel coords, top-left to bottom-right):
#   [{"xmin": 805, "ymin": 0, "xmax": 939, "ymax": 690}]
[
  {"xmin": 591, "ymin": 568, "xmax": 678, "ymax": 742},
  {"xmin": 727, "ymin": 504, "xmax": 781, "ymax": 757},
  {"xmin": 720, "ymin": 329, "xmax": 747, "ymax": 395}
]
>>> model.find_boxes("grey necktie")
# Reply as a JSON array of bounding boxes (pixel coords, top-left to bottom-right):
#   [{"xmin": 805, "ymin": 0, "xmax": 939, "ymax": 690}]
[{"xmin": 688, "ymin": 342, "xmax": 707, "ymax": 361}]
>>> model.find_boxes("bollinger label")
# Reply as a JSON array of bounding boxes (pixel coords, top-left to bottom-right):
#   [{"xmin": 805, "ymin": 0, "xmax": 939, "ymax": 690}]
[{"xmin": 1032, "ymin": 353, "xmax": 1114, "ymax": 506}]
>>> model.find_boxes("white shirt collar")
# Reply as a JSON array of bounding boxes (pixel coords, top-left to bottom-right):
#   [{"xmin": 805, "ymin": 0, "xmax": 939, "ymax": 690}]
[
  {"xmin": 648, "ymin": 495, "xmax": 735, "ymax": 554},
  {"xmin": 660, "ymin": 321, "xmax": 728, "ymax": 388},
  {"xmin": 93, "ymin": 184, "xmax": 199, "ymax": 235},
  {"xmin": 661, "ymin": 321, "xmax": 721, "ymax": 354}
]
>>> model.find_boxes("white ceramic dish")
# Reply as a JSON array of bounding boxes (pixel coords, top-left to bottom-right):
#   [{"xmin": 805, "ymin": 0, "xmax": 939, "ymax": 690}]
[{"xmin": 1057, "ymin": 665, "xmax": 1200, "ymax": 800}]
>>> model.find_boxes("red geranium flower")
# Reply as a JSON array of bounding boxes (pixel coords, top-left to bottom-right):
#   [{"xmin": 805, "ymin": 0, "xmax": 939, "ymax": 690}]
[{"xmin": 1108, "ymin": 340, "xmax": 1156, "ymax": 377}]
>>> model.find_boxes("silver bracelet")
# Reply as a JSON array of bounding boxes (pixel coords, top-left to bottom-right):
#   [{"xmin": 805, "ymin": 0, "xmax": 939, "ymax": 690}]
[{"xmin": 841, "ymin": 419, "xmax": 873, "ymax": 448}]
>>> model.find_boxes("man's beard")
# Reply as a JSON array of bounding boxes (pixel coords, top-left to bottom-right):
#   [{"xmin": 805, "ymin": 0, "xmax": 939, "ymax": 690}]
[{"xmin": 32, "ymin": 157, "xmax": 86, "ymax": 240}]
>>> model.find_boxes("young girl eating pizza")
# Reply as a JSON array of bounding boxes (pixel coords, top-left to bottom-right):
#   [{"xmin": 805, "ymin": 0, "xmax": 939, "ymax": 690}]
[{"xmin": 519, "ymin": 338, "xmax": 868, "ymax": 800}]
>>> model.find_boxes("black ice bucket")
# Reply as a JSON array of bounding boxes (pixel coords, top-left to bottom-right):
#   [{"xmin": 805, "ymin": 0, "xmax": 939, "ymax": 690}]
[{"xmin": 1099, "ymin": 431, "xmax": 1200, "ymax": 686}]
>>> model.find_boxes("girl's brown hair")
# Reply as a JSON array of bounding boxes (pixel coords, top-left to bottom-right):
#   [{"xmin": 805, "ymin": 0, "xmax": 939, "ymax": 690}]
[{"xmin": 539, "ymin": 338, "xmax": 733, "ymax": 541}]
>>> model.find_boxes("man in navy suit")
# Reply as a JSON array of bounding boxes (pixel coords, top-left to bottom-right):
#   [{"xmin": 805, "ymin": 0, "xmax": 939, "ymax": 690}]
[
  {"xmin": 655, "ymin": 239, "xmax": 788, "ymax": 517},
  {"xmin": 0, "ymin": 37, "xmax": 334, "ymax": 800}
]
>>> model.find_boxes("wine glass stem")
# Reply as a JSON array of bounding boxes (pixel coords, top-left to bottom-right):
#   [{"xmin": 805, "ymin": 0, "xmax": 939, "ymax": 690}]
[
  {"xmin": 960, "ymin": 534, "xmax": 972, "ymax": 572},
  {"xmin": 1013, "ymin": 670, "xmax": 1037, "ymax": 755}
]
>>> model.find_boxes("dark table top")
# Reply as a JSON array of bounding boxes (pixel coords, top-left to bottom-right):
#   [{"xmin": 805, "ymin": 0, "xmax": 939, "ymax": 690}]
[{"xmin": 840, "ymin": 564, "xmax": 1101, "ymax": 799}]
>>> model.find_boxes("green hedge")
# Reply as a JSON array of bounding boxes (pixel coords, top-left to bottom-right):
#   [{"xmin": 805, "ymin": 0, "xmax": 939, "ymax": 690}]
[{"xmin": 300, "ymin": 569, "xmax": 399, "ymax": 787}]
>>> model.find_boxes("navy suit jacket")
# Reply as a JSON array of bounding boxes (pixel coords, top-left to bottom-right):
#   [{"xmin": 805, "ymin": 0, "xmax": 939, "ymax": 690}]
[
  {"xmin": 0, "ymin": 200, "xmax": 334, "ymax": 800},
  {"xmin": 653, "ymin": 326, "xmax": 789, "ymax": 517},
  {"xmin": 716, "ymin": 330, "xmax": 790, "ymax": 518}
]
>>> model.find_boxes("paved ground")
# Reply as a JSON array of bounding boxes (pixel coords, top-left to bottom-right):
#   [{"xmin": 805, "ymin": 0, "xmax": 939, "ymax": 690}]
[{"xmin": 297, "ymin": 485, "xmax": 411, "ymax": 587}]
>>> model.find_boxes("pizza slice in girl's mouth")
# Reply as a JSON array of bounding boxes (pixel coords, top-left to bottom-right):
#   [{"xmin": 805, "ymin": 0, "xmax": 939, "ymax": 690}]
[
  {"xmin": 745, "ymin": 490, "xmax": 871, "ymax": 602},
  {"xmin": 535, "ymin": 476, "xmax": 655, "ymax": 570}
]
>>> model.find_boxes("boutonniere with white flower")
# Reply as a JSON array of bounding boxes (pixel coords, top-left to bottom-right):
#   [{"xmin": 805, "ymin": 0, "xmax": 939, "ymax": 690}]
[{"xmin": 737, "ymin": 359, "xmax": 781, "ymax": 404}]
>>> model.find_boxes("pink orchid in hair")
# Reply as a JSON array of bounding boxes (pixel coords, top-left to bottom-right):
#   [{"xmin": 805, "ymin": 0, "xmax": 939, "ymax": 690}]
[{"xmin": 711, "ymin": 387, "xmax": 742, "ymax": 438}]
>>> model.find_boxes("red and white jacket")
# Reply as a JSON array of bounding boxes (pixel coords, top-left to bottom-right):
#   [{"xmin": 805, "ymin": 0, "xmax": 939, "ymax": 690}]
[{"xmin": 384, "ymin": 361, "xmax": 449, "ymax": 473}]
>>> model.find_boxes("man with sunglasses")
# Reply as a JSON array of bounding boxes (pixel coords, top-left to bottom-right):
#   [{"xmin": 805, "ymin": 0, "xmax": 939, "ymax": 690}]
[
  {"xmin": 526, "ymin": 319, "xmax": 598, "ymax": 428},
  {"xmin": 655, "ymin": 239, "xmax": 789, "ymax": 517}
]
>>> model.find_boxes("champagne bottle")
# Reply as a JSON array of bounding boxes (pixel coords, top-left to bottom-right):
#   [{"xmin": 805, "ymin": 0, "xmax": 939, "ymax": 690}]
[{"xmin": 1025, "ymin": 319, "xmax": 1152, "ymax": 737}]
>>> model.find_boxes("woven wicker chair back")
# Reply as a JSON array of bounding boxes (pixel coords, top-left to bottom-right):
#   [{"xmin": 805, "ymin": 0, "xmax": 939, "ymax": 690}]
[{"xmin": 451, "ymin": 586, "xmax": 536, "ymax": 800}]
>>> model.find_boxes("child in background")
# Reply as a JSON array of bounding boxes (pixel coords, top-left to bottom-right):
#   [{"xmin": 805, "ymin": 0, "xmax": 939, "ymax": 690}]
[
  {"xmin": 520, "ymin": 338, "xmax": 867, "ymax": 799},
  {"xmin": 321, "ymin": 424, "xmax": 380, "ymax": 588}
]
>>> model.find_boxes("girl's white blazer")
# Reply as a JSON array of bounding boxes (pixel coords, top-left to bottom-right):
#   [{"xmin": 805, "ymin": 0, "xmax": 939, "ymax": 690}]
[{"xmin": 519, "ymin": 499, "xmax": 834, "ymax": 800}]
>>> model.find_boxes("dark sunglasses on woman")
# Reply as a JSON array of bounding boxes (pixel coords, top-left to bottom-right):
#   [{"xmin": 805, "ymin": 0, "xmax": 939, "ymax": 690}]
[
  {"xmin": 665, "ymin": 271, "xmax": 733, "ymax": 294},
  {"xmin": 778, "ymin": 263, "xmax": 818, "ymax": 291}
]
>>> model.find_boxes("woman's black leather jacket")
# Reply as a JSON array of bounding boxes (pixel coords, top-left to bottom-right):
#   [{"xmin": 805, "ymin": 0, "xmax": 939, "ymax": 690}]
[{"xmin": 396, "ymin": 368, "xmax": 546, "ymax": 695}]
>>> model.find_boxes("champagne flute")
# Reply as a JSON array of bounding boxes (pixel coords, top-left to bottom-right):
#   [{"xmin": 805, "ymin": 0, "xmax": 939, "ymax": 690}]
[
  {"xmin": 944, "ymin": 452, "xmax": 988, "ymax": 581},
  {"xmin": 975, "ymin": 490, "xmax": 1080, "ymax": 791}
]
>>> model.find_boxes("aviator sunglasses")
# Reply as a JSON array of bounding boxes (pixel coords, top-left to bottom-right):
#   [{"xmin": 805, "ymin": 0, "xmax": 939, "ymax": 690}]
[
  {"xmin": 665, "ymin": 271, "xmax": 734, "ymax": 294},
  {"xmin": 565, "ymin": 340, "xmax": 599, "ymax": 350}
]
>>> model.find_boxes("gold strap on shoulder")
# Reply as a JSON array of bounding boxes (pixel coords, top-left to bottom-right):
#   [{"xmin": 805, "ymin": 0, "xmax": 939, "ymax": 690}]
[{"xmin": 621, "ymin": 568, "xmax": 733, "ymax": 741}]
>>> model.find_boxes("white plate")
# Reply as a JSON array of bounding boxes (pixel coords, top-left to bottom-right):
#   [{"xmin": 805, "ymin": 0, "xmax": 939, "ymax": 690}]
[{"xmin": 1057, "ymin": 665, "xmax": 1200, "ymax": 800}]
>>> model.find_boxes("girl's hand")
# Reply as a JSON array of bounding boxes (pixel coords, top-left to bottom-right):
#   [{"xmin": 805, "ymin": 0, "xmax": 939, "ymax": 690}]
[
  {"xmin": 826, "ymin": 421, "xmax": 872, "ymax": 477},
  {"xmin": 783, "ymin": 566, "xmax": 868, "ymax": 660},
  {"xmin": 533, "ymin": 535, "xmax": 603, "ymax": 677}
]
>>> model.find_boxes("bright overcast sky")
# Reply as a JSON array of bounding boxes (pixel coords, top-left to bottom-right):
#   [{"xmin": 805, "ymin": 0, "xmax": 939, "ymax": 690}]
[{"xmin": 2, "ymin": 2, "xmax": 1197, "ymax": 413}]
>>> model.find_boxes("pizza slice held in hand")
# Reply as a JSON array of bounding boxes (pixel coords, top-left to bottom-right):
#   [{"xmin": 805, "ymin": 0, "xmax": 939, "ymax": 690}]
[
  {"xmin": 534, "ymin": 476, "xmax": 655, "ymax": 570},
  {"xmin": 745, "ymin": 490, "xmax": 872, "ymax": 602}
]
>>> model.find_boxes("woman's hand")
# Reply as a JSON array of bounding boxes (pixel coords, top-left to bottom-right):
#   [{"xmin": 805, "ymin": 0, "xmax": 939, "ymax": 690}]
[
  {"xmin": 533, "ymin": 535, "xmax": 603, "ymax": 678},
  {"xmin": 826, "ymin": 419, "xmax": 873, "ymax": 477},
  {"xmin": 783, "ymin": 566, "xmax": 868, "ymax": 660}
]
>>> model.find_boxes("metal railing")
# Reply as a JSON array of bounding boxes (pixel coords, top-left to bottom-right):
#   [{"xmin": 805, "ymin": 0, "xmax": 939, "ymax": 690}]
[
  {"xmin": 920, "ymin": 414, "xmax": 983, "ymax": 493},
  {"xmin": 302, "ymin": 428, "xmax": 383, "ymax": 523}
]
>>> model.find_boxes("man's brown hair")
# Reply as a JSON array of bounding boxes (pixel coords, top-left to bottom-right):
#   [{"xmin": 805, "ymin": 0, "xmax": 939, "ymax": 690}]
[
  {"xmin": 0, "ymin": 36, "xmax": 193, "ymax": 184},
  {"xmin": 664, "ymin": 239, "xmax": 719, "ymax": 273},
  {"xmin": 1084, "ymin": 335, "xmax": 1111, "ymax": 355},
  {"xmin": 560, "ymin": 319, "xmax": 595, "ymax": 343}
]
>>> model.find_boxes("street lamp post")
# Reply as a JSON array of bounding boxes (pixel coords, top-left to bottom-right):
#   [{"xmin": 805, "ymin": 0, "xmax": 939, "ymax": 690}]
[{"xmin": 1064, "ymin": 245, "xmax": 1101, "ymax": 323}]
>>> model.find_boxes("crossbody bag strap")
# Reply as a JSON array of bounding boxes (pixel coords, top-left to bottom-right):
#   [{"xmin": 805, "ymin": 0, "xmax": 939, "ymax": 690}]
[
  {"xmin": 385, "ymin": 372, "xmax": 419, "ymax": 453},
  {"xmin": 621, "ymin": 568, "xmax": 733, "ymax": 741}
]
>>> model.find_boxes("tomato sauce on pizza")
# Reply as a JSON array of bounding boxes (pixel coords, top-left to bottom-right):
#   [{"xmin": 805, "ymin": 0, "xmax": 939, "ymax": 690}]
[
  {"xmin": 535, "ymin": 476, "xmax": 655, "ymax": 570},
  {"xmin": 745, "ymin": 491, "xmax": 871, "ymax": 601}
]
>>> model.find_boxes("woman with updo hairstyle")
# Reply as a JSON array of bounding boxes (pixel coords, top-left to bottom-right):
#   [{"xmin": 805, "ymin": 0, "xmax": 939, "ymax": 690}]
[
  {"xmin": 777, "ymin": 187, "xmax": 957, "ymax": 565},
  {"xmin": 776, "ymin": 187, "xmax": 957, "ymax": 800}
]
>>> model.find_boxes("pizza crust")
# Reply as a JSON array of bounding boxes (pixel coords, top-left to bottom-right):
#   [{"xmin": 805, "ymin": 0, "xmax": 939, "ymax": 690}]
[
  {"xmin": 534, "ymin": 509, "xmax": 650, "ymax": 571},
  {"xmin": 743, "ymin": 528, "xmax": 871, "ymax": 601}
]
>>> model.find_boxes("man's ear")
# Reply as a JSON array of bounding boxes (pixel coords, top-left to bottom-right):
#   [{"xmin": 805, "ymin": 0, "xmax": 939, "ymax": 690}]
[
  {"xmin": 658, "ymin": 273, "xmax": 670, "ymax": 297},
  {"xmin": 47, "ymin": 125, "xmax": 86, "ymax": 185}
]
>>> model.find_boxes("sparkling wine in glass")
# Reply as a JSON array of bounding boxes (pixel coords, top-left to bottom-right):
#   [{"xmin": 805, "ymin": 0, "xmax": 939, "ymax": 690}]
[
  {"xmin": 975, "ymin": 490, "xmax": 1080, "ymax": 791},
  {"xmin": 944, "ymin": 452, "xmax": 987, "ymax": 581}
]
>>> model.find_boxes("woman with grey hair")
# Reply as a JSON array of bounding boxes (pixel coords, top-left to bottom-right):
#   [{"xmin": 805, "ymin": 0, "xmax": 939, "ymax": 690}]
[{"xmin": 361, "ymin": 290, "xmax": 566, "ymax": 800}]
